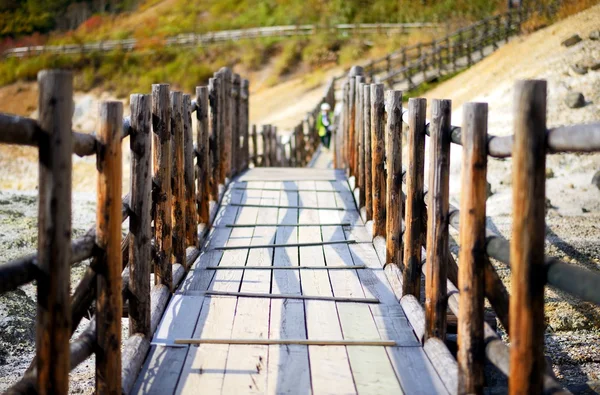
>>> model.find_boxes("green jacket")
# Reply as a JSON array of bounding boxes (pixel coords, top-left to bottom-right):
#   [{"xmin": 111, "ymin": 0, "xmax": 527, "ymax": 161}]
[{"xmin": 316, "ymin": 112, "xmax": 332, "ymax": 137}]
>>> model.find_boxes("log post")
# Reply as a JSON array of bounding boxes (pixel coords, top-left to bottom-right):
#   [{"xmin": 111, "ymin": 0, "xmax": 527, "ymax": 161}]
[
  {"xmin": 357, "ymin": 82, "xmax": 365, "ymax": 206},
  {"xmin": 196, "ymin": 87, "xmax": 210, "ymax": 225},
  {"xmin": 251, "ymin": 124, "xmax": 258, "ymax": 167},
  {"xmin": 208, "ymin": 77, "xmax": 220, "ymax": 200},
  {"xmin": 457, "ymin": 102, "xmax": 488, "ymax": 394},
  {"xmin": 183, "ymin": 94, "xmax": 197, "ymax": 247},
  {"xmin": 424, "ymin": 99, "xmax": 451, "ymax": 342},
  {"xmin": 509, "ymin": 80, "xmax": 547, "ymax": 395},
  {"xmin": 402, "ymin": 98, "xmax": 426, "ymax": 297},
  {"xmin": 170, "ymin": 91, "xmax": 186, "ymax": 267},
  {"xmin": 262, "ymin": 125, "xmax": 270, "ymax": 167},
  {"xmin": 271, "ymin": 125, "xmax": 278, "ymax": 166},
  {"xmin": 241, "ymin": 79, "xmax": 250, "ymax": 170},
  {"xmin": 371, "ymin": 84, "xmax": 386, "ymax": 237},
  {"xmin": 36, "ymin": 69, "xmax": 73, "ymax": 395},
  {"xmin": 218, "ymin": 68, "xmax": 233, "ymax": 182},
  {"xmin": 354, "ymin": 76, "xmax": 365, "ymax": 180},
  {"xmin": 231, "ymin": 73, "xmax": 241, "ymax": 176},
  {"xmin": 347, "ymin": 76, "xmax": 356, "ymax": 175},
  {"xmin": 96, "ymin": 100, "xmax": 123, "ymax": 394},
  {"xmin": 385, "ymin": 90, "xmax": 402, "ymax": 266},
  {"xmin": 129, "ymin": 94, "xmax": 152, "ymax": 338},
  {"xmin": 363, "ymin": 85, "xmax": 373, "ymax": 220},
  {"xmin": 341, "ymin": 81, "xmax": 349, "ymax": 169},
  {"xmin": 152, "ymin": 84, "xmax": 173, "ymax": 290}
]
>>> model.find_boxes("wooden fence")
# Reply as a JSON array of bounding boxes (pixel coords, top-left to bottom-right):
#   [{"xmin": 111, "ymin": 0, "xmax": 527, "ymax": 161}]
[
  {"xmin": 2, "ymin": 23, "xmax": 441, "ymax": 58},
  {"xmin": 335, "ymin": 66, "xmax": 600, "ymax": 394},
  {"xmin": 0, "ymin": 65, "xmax": 267, "ymax": 394}
]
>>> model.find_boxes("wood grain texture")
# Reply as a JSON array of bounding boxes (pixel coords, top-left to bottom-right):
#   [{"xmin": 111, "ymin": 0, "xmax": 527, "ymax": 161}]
[
  {"xmin": 356, "ymin": 78, "xmax": 365, "ymax": 204},
  {"xmin": 363, "ymin": 84, "xmax": 373, "ymax": 221},
  {"xmin": 385, "ymin": 90, "xmax": 402, "ymax": 266},
  {"xmin": 354, "ymin": 75, "xmax": 365, "ymax": 178},
  {"xmin": 251, "ymin": 124, "xmax": 258, "ymax": 167},
  {"xmin": 402, "ymin": 98, "xmax": 426, "ymax": 297},
  {"xmin": 170, "ymin": 91, "xmax": 186, "ymax": 267},
  {"xmin": 152, "ymin": 83, "xmax": 173, "ymax": 290},
  {"xmin": 231, "ymin": 73, "xmax": 241, "ymax": 175},
  {"xmin": 509, "ymin": 80, "xmax": 547, "ymax": 395},
  {"xmin": 262, "ymin": 125, "xmax": 270, "ymax": 167},
  {"xmin": 183, "ymin": 94, "xmax": 198, "ymax": 247},
  {"xmin": 96, "ymin": 100, "xmax": 123, "ymax": 394},
  {"xmin": 347, "ymin": 76, "xmax": 357, "ymax": 176},
  {"xmin": 196, "ymin": 87, "xmax": 210, "ymax": 225},
  {"xmin": 219, "ymin": 68, "xmax": 233, "ymax": 182},
  {"xmin": 457, "ymin": 102, "xmax": 488, "ymax": 395},
  {"xmin": 241, "ymin": 79, "xmax": 250, "ymax": 170},
  {"xmin": 208, "ymin": 77, "xmax": 220, "ymax": 199},
  {"xmin": 36, "ymin": 69, "xmax": 73, "ymax": 395},
  {"xmin": 424, "ymin": 99, "xmax": 451, "ymax": 342},
  {"xmin": 129, "ymin": 94, "xmax": 152, "ymax": 337},
  {"xmin": 370, "ymin": 84, "xmax": 387, "ymax": 238}
]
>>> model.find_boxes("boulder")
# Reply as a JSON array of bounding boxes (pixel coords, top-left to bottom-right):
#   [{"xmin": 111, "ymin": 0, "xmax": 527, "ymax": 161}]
[
  {"xmin": 592, "ymin": 170, "xmax": 600, "ymax": 190},
  {"xmin": 571, "ymin": 64, "xmax": 588, "ymax": 75},
  {"xmin": 590, "ymin": 62, "xmax": 600, "ymax": 71},
  {"xmin": 565, "ymin": 92, "xmax": 585, "ymax": 109},
  {"xmin": 590, "ymin": 30, "xmax": 600, "ymax": 40},
  {"xmin": 561, "ymin": 34, "xmax": 582, "ymax": 47}
]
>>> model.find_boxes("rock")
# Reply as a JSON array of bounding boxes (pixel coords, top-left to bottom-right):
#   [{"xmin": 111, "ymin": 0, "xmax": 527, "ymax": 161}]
[
  {"xmin": 565, "ymin": 92, "xmax": 585, "ymax": 109},
  {"xmin": 571, "ymin": 64, "xmax": 588, "ymax": 75},
  {"xmin": 561, "ymin": 34, "xmax": 582, "ymax": 47},
  {"xmin": 590, "ymin": 62, "xmax": 600, "ymax": 71},
  {"xmin": 592, "ymin": 170, "xmax": 600, "ymax": 190},
  {"xmin": 487, "ymin": 181, "xmax": 493, "ymax": 198},
  {"xmin": 546, "ymin": 168, "xmax": 555, "ymax": 179},
  {"xmin": 590, "ymin": 30, "xmax": 600, "ymax": 40}
]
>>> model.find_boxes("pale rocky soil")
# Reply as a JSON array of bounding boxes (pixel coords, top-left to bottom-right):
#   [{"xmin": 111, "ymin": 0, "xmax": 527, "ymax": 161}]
[{"xmin": 423, "ymin": 4, "xmax": 600, "ymax": 387}]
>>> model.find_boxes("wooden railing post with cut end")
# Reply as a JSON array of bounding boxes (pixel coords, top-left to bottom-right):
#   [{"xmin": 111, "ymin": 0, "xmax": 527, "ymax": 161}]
[
  {"xmin": 231, "ymin": 73, "xmax": 241, "ymax": 175},
  {"xmin": 183, "ymin": 94, "xmax": 197, "ymax": 247},
  {"xmin": 196, "ymin": 86, "xmax": 210, "ymax": 225},
  {"xmin": 219, "ymin": 68, "xmax": 233, "ymax": 182},
  {"xmin": 403, "ymin": 98, "xmax": 426, "ymax": 297},
  {"xmin": 96, "ymin": 100, "xmax": 123, "ymax": 394},
  {"xmin": 509, "ymin": 80, "xmax": 547, "ymax": 395},
  {"xmin": 170, "ymin": 91, "xmax": 186, "ymax": 267},
  {"xmin": 424, "ymin": 99, "xmax": 451, "ymax": 342},
  {"xmin": 341, "ymin": 81, "xmax": 350, "ymax": 169},
  {"xmin": 241, "ymin": 79, "xmax": 250, "ymax": 170},
  {"xmin": 371, "ymin": 83, "xmax": 386, "ymax": 238},
  {"xmin": 355, "ymin": 76, "xmax": 365, "ymax": 187},
  {"xmin": 457, "ymin": 102, "xmax": 488, "ymax": 394},
  {"xmin": 36, "ymin": 69, "xmax": 73, "ymax": 395},
  {"xmin": 152, "ymin": 83, "xmax": 173, "ymax": 290},
  {"xmin": 363, "ymin": 84, "xmax": 373, "ymax": 221},
  {"xmin": 385, "ymin": 90, "xmax": 402, "ymax": 266},
  {"xmin": 129, "ymin": 94, "xmax": 152, "ymax": 338},
  {"xmin": 357, "ymin": 81, "xmax": 365, "ymax": 206},
  {"xmin": 251, "ymin": 124, "xmax": 258, "ymax": 167},
  {"xmin": 208, "ymin": 77, "xmax": 220, "ymax": 200}
]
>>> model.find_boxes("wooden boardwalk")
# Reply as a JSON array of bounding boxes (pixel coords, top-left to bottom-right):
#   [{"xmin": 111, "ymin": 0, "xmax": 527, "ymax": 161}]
[{"xmin": 132, "ymin": 167, "xmax": 447, "ymax": 394}]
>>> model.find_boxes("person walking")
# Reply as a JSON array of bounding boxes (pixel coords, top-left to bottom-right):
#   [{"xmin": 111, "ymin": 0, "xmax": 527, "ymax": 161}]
[{"xmin": 317, "ymin": 102, "xmax": 332, "ymax": 149}]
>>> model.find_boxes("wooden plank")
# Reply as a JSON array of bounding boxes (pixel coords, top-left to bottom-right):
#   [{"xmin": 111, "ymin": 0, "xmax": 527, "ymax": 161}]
[
  {"xmin": 131, "ymin": 345, "xmax": 189, "ymax": 395},
  {"xmin": 337, "ymin": 303, "xmax": 403, "ymax": 393},
  {"xmin": 267, "ymin": 188, "xmax": 311, "ymax": 394},
  {"xmin": 297, "ymin": 201, "xmax": 356, "ymax": 394},
  {"xmin": 206, "ymin": 265, "xmax": 367, "ymax": 270},
  {"xmin": 236, "ymin": 168, "xmax": 346, "ymax": 181},
  {"xmin": 152, "ymin": 295, "xmax": 205, "ymax": 345},
  {"xmin": 177, "ymin": 339, "xmax": 397, "ymax": 346},
  {"xmin": 385, "ymin": 345, "xmax": 449, "ymax": 394}
]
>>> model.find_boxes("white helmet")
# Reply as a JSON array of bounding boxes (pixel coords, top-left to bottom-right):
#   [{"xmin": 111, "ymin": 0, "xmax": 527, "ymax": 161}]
[{"xmin": 320, "ymin": 103, "xmax": 331, "ymax": 111}]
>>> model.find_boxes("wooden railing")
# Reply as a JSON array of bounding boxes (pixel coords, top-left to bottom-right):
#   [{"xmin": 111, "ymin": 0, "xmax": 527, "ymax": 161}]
[
  {"xmin": 335, "ymin": 66, "xmax": 600, "ymax": 394},
  {"xmin": 0, "ymin": 65, "xmax": 258, "ymax": 394},
  {"xmin": 2, "ymin": 23, "xmax": 441, "ymax": 58}
]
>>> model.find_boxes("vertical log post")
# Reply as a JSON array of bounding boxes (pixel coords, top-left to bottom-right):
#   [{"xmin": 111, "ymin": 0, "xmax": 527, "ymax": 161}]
[
  {"xmin": 170, "ymin": 91, "xmax": 186, "ymax": 266},
  {"xmin": 96, "ymin": 100, "xmax": 123, "ymax": 394},
  {"xmin": 363, "ymin": 84, "xmax": 373, "ymax": 221},
  {"xmin": 271, "ymin": 126, "xmax": 278, "ymax": 166},
  {"xmin": 219, "ymin": 68, "xmax": 233, "ymax": 182},
  {"xmin": 196, "ymin": 87, "xmax": 210, "ymax": 225},
  {"xmin": 385, "ymin": 90, "xmax": 402, "ymax": 266},
  {"xmin": 231, "ymin": 73, "xmax": 241, "ymax": 176},
  {"xmin": 354, "ymin": 76, "xmax": 365, "ymax": 181},
  {"xmin": 36, "ymin": 69, "xmax": 73, "ymax": 395},
  {"xmin": 129, "ymin": 94, "xmax": 152, "ymax": 338},
  {"xmin": 262, "ymin": 125, "xmax": 270, "ymax": 167},
  {"xmin": 424, "ymin": 99, "xmax": 451, "ymax": 341},
  {"xmin": 208, "ymin": 77, "xmax": 220, "ymax": 200},
  {"xmin": 357, "ymin": 82, "xmax": 365, "ymax": 207},
  {"xmin": 402, "ymin": 98, "xmax": 426, "ymax": 297},
  {"xmin": 152, "ymin": 84, "xmax": 173, "ymax": 290},
  {"xmin": 251, "ymin": 124, "xmax": 258, "ymax": 167},
  {"xmin": 341, "ymin": 81, "xmax": 349, "ymax": 169},
  {"xmin": 457, "ymin": 102, "xmax": 488, "ymax": 394},
  {"xmin": 371, "ymin": 84, "xmax": 386, "ymax": 238},
  {"xmin": 509, "ymin": 80, "xmax": 547, "ymax": 395},
  {"xmin": 183, "ymin": 94, "xmax": 197, "ymax": 248},
  {"xmin": 241, "ymin": 79, "xmax": 250, "ymax": 170}
]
